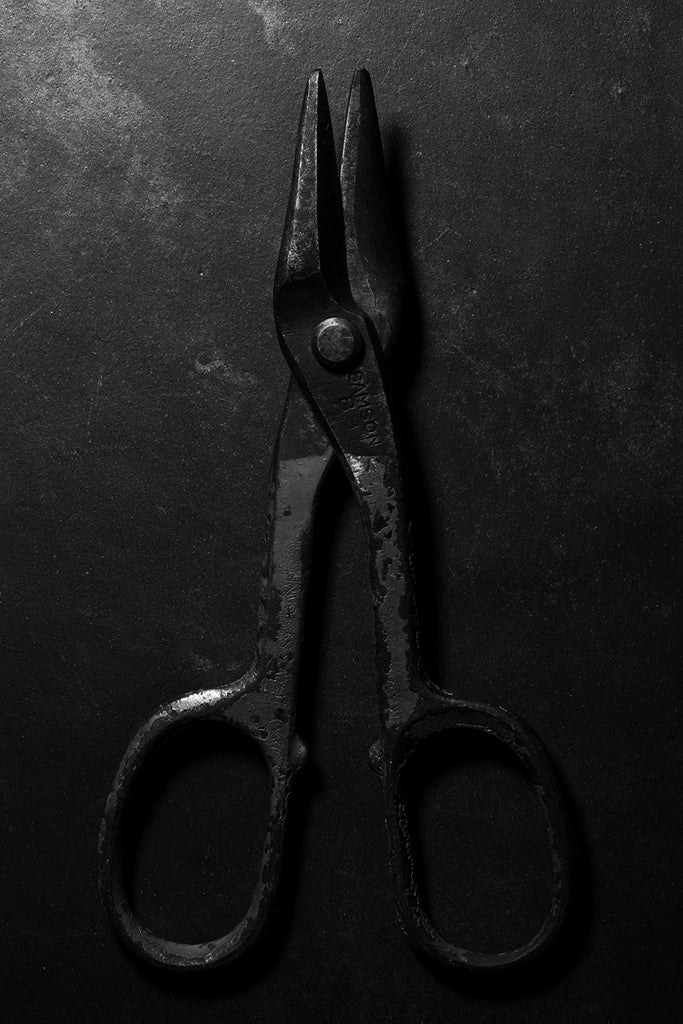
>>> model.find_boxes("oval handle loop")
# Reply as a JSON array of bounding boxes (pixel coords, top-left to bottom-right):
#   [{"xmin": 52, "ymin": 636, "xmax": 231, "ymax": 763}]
[
  {"xmin": 98, "ymin": 671, "xmax": 304, "ymax": 970},
  {"xmin": 380, "ymin": 696, "xmax": 574, "ymax": 972}
]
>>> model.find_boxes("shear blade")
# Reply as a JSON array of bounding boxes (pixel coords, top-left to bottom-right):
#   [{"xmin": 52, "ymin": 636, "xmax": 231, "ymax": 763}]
[
  {"xmin": 274, "ymin": 70, "xmax": 349, "ymax": 303},
  {"xmin": 341, "ymin": 68, "xmax": 404, "ymax": 355}
]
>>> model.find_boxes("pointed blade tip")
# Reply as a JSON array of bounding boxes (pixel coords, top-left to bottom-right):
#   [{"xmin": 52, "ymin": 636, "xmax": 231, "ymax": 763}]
[{"xmin": 275, "ymin": 68, "xmax": 344, "ymax": 296}]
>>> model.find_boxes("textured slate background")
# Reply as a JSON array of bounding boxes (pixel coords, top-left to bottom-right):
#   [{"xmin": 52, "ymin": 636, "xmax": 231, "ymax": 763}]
[{"xmin": 1, "ymin": 1, "xmax": 680, "ymax": 1021}]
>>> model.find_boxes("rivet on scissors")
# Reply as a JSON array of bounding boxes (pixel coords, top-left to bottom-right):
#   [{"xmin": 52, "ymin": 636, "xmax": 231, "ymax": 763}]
[{"xmin": 312, "ymin": 316, "xmax": 365, "ymax": 371}]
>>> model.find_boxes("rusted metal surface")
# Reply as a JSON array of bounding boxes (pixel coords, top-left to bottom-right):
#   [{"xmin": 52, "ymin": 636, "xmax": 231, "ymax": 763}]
[{"xmin": 99, "ymin": 68, "xmax": 574, "ymax": 973}]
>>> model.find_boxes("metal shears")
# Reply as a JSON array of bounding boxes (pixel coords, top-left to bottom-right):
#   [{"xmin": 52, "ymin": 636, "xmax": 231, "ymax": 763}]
[{"xmin": 98, "ymin": 69, "xmax": 574, "ymax": 973}]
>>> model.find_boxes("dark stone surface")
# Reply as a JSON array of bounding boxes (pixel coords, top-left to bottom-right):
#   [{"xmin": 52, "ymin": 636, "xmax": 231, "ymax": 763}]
[{"xmin": 1, "ymin": 1, "xmax": 680, "ymax": 1020}]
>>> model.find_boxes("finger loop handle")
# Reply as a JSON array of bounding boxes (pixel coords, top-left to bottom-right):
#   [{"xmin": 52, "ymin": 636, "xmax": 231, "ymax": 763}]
[
  {"xmin": 385, "ymin": 699, "xmax": 575, "ymax": 972},
  {"xmin": 98, "ymin": 685, "xmax": 299, "ymax": 970}
]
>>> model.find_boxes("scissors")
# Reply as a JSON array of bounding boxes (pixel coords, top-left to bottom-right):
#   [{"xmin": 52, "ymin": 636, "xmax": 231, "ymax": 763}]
[{"xmin": 98, "ymin": 68, "xmax": 574, "ymax": 973}]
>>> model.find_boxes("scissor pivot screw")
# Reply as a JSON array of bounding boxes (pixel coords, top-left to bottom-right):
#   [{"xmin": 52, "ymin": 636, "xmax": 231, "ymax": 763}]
[{"xmin": 312, "ymin": 317, "xmax": 364, "ymax": 372}]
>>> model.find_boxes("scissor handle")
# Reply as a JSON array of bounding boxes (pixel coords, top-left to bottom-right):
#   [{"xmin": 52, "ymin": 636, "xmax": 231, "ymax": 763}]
[
  {"xmin": 98, "ymin": 669, "xmax": 304, "ymax": 970},
  {"xmin": 378, "ymin": 693, "xmax": 574, "ymax": 972}
]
